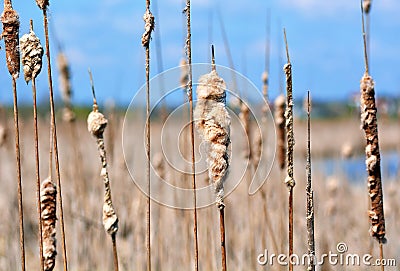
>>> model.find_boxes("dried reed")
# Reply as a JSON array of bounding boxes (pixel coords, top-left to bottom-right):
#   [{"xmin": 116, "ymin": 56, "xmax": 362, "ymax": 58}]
[
  {"xmin": 87, "ymin": 72, "xmax": 119, "ymax": 271},
  {"xmin": 283, "ymin": 28, "xmax": 295, "ymax": 271},
  {"xmin": 184, "ymin": 0, "xmax": 199, "ymax": 269},
  {"xmin": 194, "ymin": 46, "xmax": 230, "ymax": 271},
  {"xmin": 306, "ymin": 91, "xmax": 315, "ymax": 271},
  {"xmin": 360, "ymin": 3, "xmax": 386, "ymax": 269},
  {"xmin": 1, "ymin": 2, "xmax": 25, "ymax": 270},
  {"xmin": 142, "ymin": 1, "xmax": 155, "ymax": 269},
  {"xmin": 20, "ymin": 19, "xmax": 45, "ymax": 271},
  {"xmin": 36, "ymin": 2, "xmax": 69, "ymax": 269},
  {"xmin": 40, "ymin": 177, "xmax": 57, "ymax": 271}
]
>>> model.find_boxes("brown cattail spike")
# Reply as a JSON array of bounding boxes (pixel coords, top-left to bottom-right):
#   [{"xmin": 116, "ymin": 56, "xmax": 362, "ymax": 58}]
[
  {"xmin": 41, "ymin": 177, "xmax": 57, "ymax": 271},
  {"xmin": 363, "ymin": 0, "xmax": 371, "ymax": 14},
  {"xmin": 360, "ymin": 74, "xmax": 385, "ymax": 242},
  {"xmin": 20, "ymin": 20, "xmax": 44, "ymax": 83},
  {"xmin": 274, "ymin": 94, "xmax": 286, "ymax": 170},
  {"xmin": 36, "ymin": 0, "xmax": 49, "ymax": 10},
  {"xmin": 194, "ymin": 67, "xmax": 230, "ymax": 209},
  {"xmin": 142, "ymin": 8, "xmax": 155, "ymax": 48},
  {"xmin": 57, "ymin": 52, "xmax": 72, "ymax": 106},
  {"xmin": 1, "ymin": 0, "xmax": 20, "ymax": 78}
]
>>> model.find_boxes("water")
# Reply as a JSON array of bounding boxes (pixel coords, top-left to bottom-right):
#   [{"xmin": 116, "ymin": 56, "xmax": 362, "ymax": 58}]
[{"xmin": 314, "ymin": 150, "xmax": 399, "ymax": 183}]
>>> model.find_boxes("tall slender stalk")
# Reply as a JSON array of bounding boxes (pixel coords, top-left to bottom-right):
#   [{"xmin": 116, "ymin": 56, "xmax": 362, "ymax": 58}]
[
  {"xmin": 20, "ymin": 19, "xmax": 45, "ymax": 271},
  {"xmin": 141, "ymin": 1, "xmax": 155, "ymax": 270},
  {"xmin": 283, "ymin": 28, "xmax": 295, "ymax": 271},
  {"xmin": 183, "ymin": 1, "xmax": 199, "ymax": 270},
  {"xmin": 1, "ymin": 1, "xmax": 24, "ymax": 269},
  {"xmin": 306, "ymin": 91, "xmax": 315, "ymax": 271},
  {"xmin": 40, "ymin": 6, "xmax": 69, "ymax": 270}
]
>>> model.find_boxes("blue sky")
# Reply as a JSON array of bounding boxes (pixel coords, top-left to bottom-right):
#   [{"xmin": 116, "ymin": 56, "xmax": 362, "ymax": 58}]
[{"xmin": 0, "ymin": 0, "xmax": 399, "ymax": 106}]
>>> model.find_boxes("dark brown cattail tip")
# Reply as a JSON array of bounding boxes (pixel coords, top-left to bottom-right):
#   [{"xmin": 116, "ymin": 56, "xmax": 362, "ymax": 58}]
[
  {"xmin": 1, "ymin": 3, "xmax": 20, "ymax": 78},
  {"xmin": 141, "ymin": 9, "xmax": 155, "ymax": 48},
  {"xmin": 36, "ymin": 0, "xmax": 49, "ymax": 10},
  {"xmin": 363, "ymin": 0, "xmax": 371, "ymax": 14}
]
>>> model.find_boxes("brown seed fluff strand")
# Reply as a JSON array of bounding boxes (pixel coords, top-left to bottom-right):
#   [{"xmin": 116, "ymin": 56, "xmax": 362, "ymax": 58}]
[
  {"xmin": 194, "ymin": 69, "xmax": 230, "ymax": 209},
  {"xmin": 2, "ymin": 2, "xmax": 25, "ymax": 270},
  {"xmin": 142, "ymin": 1, "xmax": 154, "ymax": 270},
  {"xmin": 41, "ymin": 177, "xmax": 57, "ymax": 271},
  {"xmin": 274, "ymin": 94, "xmax": 286, "ymax": 170},
  {"xmin": 1, "ymin": 0, "xmax": 20, "ymax": 79},
  {"xmin": 360, "ymin": 74, "xmax": 385, "ymax": 242},
  {"xmin": 20, "ymin": 20, "xmax": 45, "ymax": 271},
  {"xmin": 284, "ymin": 63, "xmax": 295, "ymax": 188}
]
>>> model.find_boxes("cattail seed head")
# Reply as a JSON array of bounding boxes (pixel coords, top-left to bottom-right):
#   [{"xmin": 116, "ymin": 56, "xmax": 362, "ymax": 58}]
[
  {"xmin": 363, "ymin": 0, "xmax": 371, "ymax": 14},
  {"xmin": 20, "ymin": 23, "xmax": 44, "ymax": 83},
  {"xmin": 239, "ymin": 102, "xmax": 251, "ymax": 159},
  {"xmin": 1, "ymin": 1, "xmax": 20, "ymax": 79},
  {"xmin": 40, "ymin": 177, "xmax": 57, "ymax": 271},
  {"xmin": 141, "ymin": 8, "xmax": 155, "ymax": 48},
  {"xmin": 360, "ymin": 73, "xmax": 385, "ymax": 242},
  {"xmin": 194, "ymin": 69, "xmax": 230, "ymax": 209},
  {"xmin": 0, "ymin": 125, "xmax": 7, "ymax": 147},
  {"xmin": 179, "ymin": 58, "xmax": 189, "ymax": 89},
  {"xmin": 36, "ymin": 0, "xmax": 49, "ymax": 10},
  {"xmin": 57, "ymin": 52, "xmax": 72, "ymax": 104},
  {"xmin": 87, "ymin": 108, "xmax": 108, "ymax": 138},
  {"xmin": 261, "ymin": 71, "xmax": 269, "ymax": 85},
  {"xmin": 274, "ymin": 94, "xmax": 286, "ymax": 170}
]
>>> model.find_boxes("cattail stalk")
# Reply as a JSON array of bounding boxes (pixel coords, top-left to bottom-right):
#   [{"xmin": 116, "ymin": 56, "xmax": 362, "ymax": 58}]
[
  {"xmin": 306, "ymin": 91, "xmax": 315, "ymax": 271},
  {"xmin": 183, "ymin": 0, "xmax": 199, "ymax": 270},
  {"xmin": 1, "ymin": 1, "xmax": 25, "ymax": 269},
  {"xmin": 283, "ymin": 28, "xmax": 295, "ymax": 271},
  {"xmin": 194, "ymin": 46, "xmax": 230, "ymax": 271},
  {"xmin": 87, "ymin": 73, "xmax": 119, "ymax": 271},
  {"xmin": 20, "ymin": 19, "xmax": 45, "ymax": 271},
  {"xmin": 360, "ymin": 4, "xmax": 386, "ymax": 270},
  {"xmin": 142, "ymin": 1, "xmax": 155, "ymax": 269},
  {"xmin": 36, "ymin": 2, "xmax": 69, "ymax": 270}
]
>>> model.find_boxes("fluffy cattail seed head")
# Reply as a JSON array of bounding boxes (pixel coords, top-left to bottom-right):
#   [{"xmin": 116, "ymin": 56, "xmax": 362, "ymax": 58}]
[
  {"xmin": 20, "ymin": 22, "xmax": 44, "ymax": 83},
  {"xmin": 41, "ymin": 177, "xmax": 57, "ymax": 271},
  {"xmin": 141, "ymin": 8, "xmax": 155, "ymax": 48},
  {"xmin": 87, "ymin": 108, "xmax": 108, "ymax": 138},
  {"xmin": 36, "ymin": 0, "xmax": 49, "ymax": 10},
  {"xmin": 57, "ymin": 52, "xmax": 72, "ymax": 104},
  {"xmin": 194, "ymin": 69, "xmax": 230, "ymax": 209},
  {"xmin": 1, "ymin": 1, "xmax": 20, "ymax": 79}
]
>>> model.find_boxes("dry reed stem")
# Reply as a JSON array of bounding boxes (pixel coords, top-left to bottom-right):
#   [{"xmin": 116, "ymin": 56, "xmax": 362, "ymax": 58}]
[
  {"xmin": 275, "ymin": 94, "xmax": 286, "ymax": 170},
  {"xmin": 41, "ymin": 8, "xmax": 69, "ymax": 270},
  {"xmin": 1, "ymin": 0, "xmax": 20, "ymax": 79},
  {"xmin": 41, "ymin": 177, "xmax": 57, "ymax": 271},
  {"xmin": 2, "ymin": 2, "xmax": 25, "ymax": 269},
  {"xmin": 184, "ymin": 1, "xmax": 199, "ymax": 270},
  {"xmin": 21, "ymin": 19, "xmax": 45, "ymax": 271},
  {"xmin": 283, "ymin": 28, "xmax": 295, "ymax": 271},
  {"xmin": 239, "ymin": 102, "xmax": 251, "ymax": 159},
  {"xmin": 142, "ymin": 1, "xmax": 154, "ymax": 269},
  {"xmin": 306, "ymin": 91, "xmax": 315, "ymax": 271}
]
